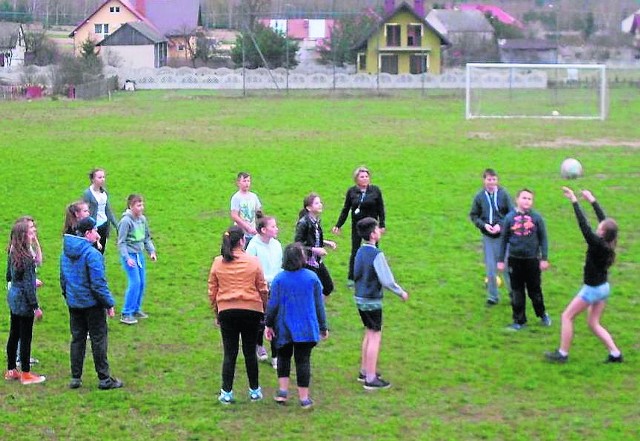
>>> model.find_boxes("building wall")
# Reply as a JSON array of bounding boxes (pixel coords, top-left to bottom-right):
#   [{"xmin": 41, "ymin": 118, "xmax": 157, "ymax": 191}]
[
  {"xmin": 73, "ymin": 1, "xmax": 140, "ymax": 54},
  {"xmin": 361, "ymin": 10, "xmax": 443, "ymax": 75},
  {"xmin": 100, "ymin": 45, "xmax": 156, "ymax": 68}
]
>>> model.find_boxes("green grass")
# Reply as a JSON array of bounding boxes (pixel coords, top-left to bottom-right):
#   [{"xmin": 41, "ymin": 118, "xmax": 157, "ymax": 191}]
[{"xmin": 1, "ymin": 89, "xmax": 639, "ymax": 440}]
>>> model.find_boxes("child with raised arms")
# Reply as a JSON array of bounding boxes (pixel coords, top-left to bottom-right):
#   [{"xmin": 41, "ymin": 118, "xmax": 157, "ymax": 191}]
[{"xmin": 545, "ymin": 188, "xmax": 622, "ymax": 363}]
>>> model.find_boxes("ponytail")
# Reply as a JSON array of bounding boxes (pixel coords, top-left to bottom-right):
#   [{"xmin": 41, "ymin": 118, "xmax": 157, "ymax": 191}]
[
  {"xmin": 221, "ymin": 225, "xmax": 245, "ymax": 262},
  {"xmin": 256, "ymin": 215, "xmax": 274, "ymax": 235}
]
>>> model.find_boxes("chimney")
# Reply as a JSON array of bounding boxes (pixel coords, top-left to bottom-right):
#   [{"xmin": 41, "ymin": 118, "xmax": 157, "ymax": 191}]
[
  {"xmin": 384, "ymin": 0, "xmax": 395, "ymax": 16},
  {"xmin": 414, "ymin": 0, "xmax": 425, "ymax": 17},
  {"xmin": 135, "ymin": 0, "xmax": 146, "ymax": 16}
]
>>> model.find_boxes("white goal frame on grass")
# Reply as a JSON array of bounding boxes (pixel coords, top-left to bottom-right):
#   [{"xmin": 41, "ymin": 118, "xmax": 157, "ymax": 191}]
[{"xmin": 465, "ymin": 63, "xmax": 608, "ymax": 120}]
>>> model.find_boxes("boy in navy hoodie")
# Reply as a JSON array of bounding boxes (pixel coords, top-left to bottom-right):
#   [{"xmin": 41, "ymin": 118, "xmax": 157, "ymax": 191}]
[
  {"xmin": 498, "ymin": 189, "xmax": 551, "ymax": 330},
  {"xmin": 353, "ymin": 217, "xmax": 408, "ymax": 390},
  {"xmin": 61, "ymin": 216, "xmax": 122, "ymax": 390}
]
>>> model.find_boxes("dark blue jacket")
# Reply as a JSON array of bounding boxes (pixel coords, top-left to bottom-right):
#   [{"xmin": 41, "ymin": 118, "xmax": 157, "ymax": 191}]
[
  {"xmin": 499, "ymin": 210, "xmax": 548, "ymax": 261},
  {"xmin": 7, "ymin": 256, "xmax": 38, "ymax": 317},
  {"xmin": 265, "ymin": 269, "xmax": 327, "ymax": 349},
  {"xmin": 60, "ymin": 234, "xmax": 115, "ymax": 309}
]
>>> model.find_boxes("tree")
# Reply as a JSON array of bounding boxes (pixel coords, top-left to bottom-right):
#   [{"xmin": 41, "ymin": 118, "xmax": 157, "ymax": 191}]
[
  {"xmin": 24, "ymin": 30, "xmax": 60, "ymax": 65},
  {"xmin": 230, "ymin": 23, "xmax": 298, "ymax": 69},
  {"xmin": 318, "ymin": 14, "xmax": 377, "ymax": 67},
  {"xmin": 485, "ymin": 12, "xmax": 524, "ymax": 40},
  {"xmin": 237, "ymin": 0, "xmax": 270, "ymax": 32},
  {"xmin": 78, "ymin": 37, "xmax": 103, "ymax": 76}
]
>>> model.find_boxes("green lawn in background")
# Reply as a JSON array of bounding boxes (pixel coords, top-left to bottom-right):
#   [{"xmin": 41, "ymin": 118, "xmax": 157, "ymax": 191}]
[{"xmin": 0, "ymin": 89, "xmax": 639, "ymax": 441}]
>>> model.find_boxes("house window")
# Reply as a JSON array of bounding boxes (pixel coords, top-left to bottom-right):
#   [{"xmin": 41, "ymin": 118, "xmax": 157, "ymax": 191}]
[
  {"xmin": 385, "ymin": 24, "xmax": 401, "ymax": 47},
  {"xmin": 409, "ymin": 54, "xmax": 428, "ymax": 74},
  {"xmin": 178, "ymin": 44, "xmax": 185, "ymax": 51},
  {"xmin": 109, "ymin": 6, "xmax": 120, "ymax": 12},
  {"xmin": 94, "ymin": 24, "xmax": 103, "ymax": 34},
  {"xmin": 380, "ymin": 54, "xmax": 398, "ymax": 74},
  {"xmin": 103, "ymin": 24, "xmax": 109, "ymax": 34},
  {"xmin": 407, "ymin": 24, "xmax": 422, "ymax": 47},
  {"xmin": 357, "ymin": 53, "xmax": 366, "ymax": 71}
]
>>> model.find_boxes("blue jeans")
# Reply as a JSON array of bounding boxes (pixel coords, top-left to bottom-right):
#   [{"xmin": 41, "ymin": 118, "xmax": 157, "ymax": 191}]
[
  {"xmin": 483, "ymin": 235, "xmax": 511, "ymax": 302},
  {"xmin": 121, "ymin": 253, "xmax": 146, "ymax": 316}
]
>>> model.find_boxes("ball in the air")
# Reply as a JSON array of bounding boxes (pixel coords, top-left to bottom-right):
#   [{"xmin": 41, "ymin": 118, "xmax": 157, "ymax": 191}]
[
  {"xmin": 560, "ymin": 158, "xmax": 583, "ymax": 180},
  {"xmin": 484, "ymin": 276, "xmax": 503, "ymax": 288}
]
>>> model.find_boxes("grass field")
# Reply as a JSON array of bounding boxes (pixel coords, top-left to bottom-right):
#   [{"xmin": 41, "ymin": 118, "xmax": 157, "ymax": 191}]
[{"xmin": 0, "ymin": 89, "xmax": 639, "ymax": 441}]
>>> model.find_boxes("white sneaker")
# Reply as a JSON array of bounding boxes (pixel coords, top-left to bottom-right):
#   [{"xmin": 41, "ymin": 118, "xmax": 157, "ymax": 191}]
[{"xmin": 256, "ymin": 345, "xmax": 268, "ymax": 361}]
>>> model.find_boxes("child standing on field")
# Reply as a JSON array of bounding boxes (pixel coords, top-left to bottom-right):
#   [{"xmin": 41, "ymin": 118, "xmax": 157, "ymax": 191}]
[
  {"xmin": 246, "ymin": 214, "xmax": 283, "ymax": 367},
  {"xmin": 117, "ymin": 194, "xmax": 157, "ymax": 325},
  {"xmin": 295, "ymin": 193, "xmax": 336, "ymax": 297},
  {"xmin": 230, "ymin": 172, "xmax": 262, "ymax": 246},
  {"xmin": 5, "ymin": 218, "xmax": 46, "ymax": 385},
  {"xmin": 354, "ymin": 217, "xmax": 408, "ymax": 390},
  {"xmin": 497, "ymin": 188, "xmax": 551, "ymax": 330},
  {"xmin": 545, "ymin": 188, "xmax": 622, "ymax": 364}
]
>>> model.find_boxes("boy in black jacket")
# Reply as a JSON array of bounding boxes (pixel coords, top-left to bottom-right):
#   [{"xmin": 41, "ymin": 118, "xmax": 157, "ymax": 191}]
[{"xmin": 498, "ymin": 189, "xmax": 551, "ymax": 330}]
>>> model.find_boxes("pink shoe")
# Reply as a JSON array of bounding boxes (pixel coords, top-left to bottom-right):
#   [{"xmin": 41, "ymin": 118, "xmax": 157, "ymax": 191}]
[
  {"xmin": 4, "ymin": 369, "xmax": 20, "ymax": 381},
  {"xmin": 20, "ymin": 371, "xmax": 46, "ymax": 385}
]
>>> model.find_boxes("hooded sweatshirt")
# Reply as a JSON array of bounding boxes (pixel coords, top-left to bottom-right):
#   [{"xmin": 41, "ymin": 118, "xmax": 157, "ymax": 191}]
[
  {"xmin": 60, "ymin": 234, "xmax": 115, "ymax": 309},
  {"xmin": 117, "ymin": 209, "xmax": 155, "ymax": 259}
]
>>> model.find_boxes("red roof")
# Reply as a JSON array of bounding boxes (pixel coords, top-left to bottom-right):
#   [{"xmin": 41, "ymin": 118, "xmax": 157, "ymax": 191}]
[{"xmin": 458, "ymin": 3, "xmax": 523, "ymax": 28}]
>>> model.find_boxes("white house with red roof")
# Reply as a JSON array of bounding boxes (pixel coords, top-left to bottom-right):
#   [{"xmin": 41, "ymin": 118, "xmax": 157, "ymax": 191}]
[
  {"xmin": 458, "ymin": 3, "xmax": 523, "ymax": 28},
  {"xmin": 69, "ymin": 0, "xmax": 201, "ymax": 62}
]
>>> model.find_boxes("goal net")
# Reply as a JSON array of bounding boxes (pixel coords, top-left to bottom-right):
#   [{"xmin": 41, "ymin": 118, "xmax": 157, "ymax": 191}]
[{"xmin": 465, "ymin": 63, "xmax": 608, "ymax": 120}]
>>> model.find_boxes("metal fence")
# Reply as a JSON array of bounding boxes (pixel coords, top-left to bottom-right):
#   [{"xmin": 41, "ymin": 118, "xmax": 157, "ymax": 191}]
[
  {"xmin": 72, "ymin": 76, "xmax": 118, "ymax": 100},
  {"xmin": 0, "ymin": 85, "xmax": 24, "ymax": 101}
]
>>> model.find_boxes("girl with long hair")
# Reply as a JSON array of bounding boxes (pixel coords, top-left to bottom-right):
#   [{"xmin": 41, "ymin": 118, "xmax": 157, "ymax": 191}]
[{"xmin": 546, "ymin": 188, "xmax": 622, "ymax": 363}]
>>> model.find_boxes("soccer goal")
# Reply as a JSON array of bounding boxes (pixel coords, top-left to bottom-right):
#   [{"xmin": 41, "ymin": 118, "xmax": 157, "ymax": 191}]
[{"xmin": 465, "ymin": 63, "xmax": 608, "ymax": 120}]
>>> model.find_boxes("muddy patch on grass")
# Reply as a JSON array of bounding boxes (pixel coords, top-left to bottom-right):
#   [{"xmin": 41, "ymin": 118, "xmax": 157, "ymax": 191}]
[{"xmin": 528, "ymin": 137, "xmax": 640, "ymax": 149}]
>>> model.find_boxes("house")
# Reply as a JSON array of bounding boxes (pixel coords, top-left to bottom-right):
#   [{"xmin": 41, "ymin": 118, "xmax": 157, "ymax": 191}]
[
  {"xmin": 498, "ymin": 39, "xmax": 557, "ymax": 64},
  {"xmin": 69, "ymin": 0, "xmax": 201, "ymax": 62},
  {"xmin": 426, "ymin": 9, "xmax": 495, "ymax": 66},
  {"xmin": 621, "ymin": 9, "xmax": 640, "ymax": 33},
  {"xmin": 97, "ymin": 22, "xmax": 167, "ymax": 68},
  {"xmin": 259, "ymin": 18, "xmax": 335, "ymax": 64},
  {"xmin": 0, "ymin": 22, "xmax": 26, "ymax": 69},
  {"xmin": 458, "ymin": 4, "xmax": 523, "ymax": 28},
  {"xmin": 354, "ymin": 1, "xmax": 449, "ymax": 75}
]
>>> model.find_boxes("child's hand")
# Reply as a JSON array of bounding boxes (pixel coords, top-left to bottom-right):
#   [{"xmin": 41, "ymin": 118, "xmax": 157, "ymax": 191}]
[
  {"xmin": 150, "ymin": 252, "xmax": 157, "ymax": 262},
  {"xmin": 562, "ymin": 186, "xmax": 577, "ymax": 202},
  {"xmin": 320, "ymin": 329, "xmax": 329, "ymax": 340},
  {"xmin": 35, "ymin": 278, "xmax": 43, "ymax": 288},
  {"xmin": 581, "ymin": 190, "xmax": 596, "ymax": 203},
  {"xmin": 127, "ymin": 258, "xmax": 136, "ymax": 268},
  {"xmin": 400, "ymin": 291, "xmax": 409, "ymax": 302},
  {"xmin": 313, "ymin": 247, "xmax": 328, "ymax": 257},
  {"xmin": 324, "ymin": 240, "xmax": 337, "ymax": 250},
  {"xmin": 497, "ymin": 262, "xmax": 505, "ymax": 271},
  {"xmin": 107, "ymin": 307, "xmax": 115, "ymax": 318},
  {"xmin": 34, "ymin": 308, "xmax": 43, "ymax": 321},
  {"xmin": 331, "ymin": 226, "xmax": 341, "ymax": 234},
  {"xmin": 264, "ymin": 327, "xmax": 275, "ymax": 341},
  {"xmin": 540, "ymin": 260, "xmax": 549, "ymax": 271}
]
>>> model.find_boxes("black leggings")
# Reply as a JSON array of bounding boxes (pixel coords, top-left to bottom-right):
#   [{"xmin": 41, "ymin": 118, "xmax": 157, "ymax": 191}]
[
  {"xmin": 94, "ymin": 223, "xmax": 110, "ymax": 255},
  {"xmin": 218, "ymin": 309, "xmax": 262, "ymax": 391},
  {"xmin": 276, "ymin": 342, "xmax": 316, "ymax": 388},
  {"xmin": 305, "ymin": 263, "xmax": 334, "ymax": 296},
  {"xmin": 6, "ymin": 313, "xmax": 34, "ymax": 372}
]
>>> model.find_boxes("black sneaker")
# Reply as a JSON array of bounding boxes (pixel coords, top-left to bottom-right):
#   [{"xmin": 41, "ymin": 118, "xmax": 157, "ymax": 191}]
[
  {"xmin": 69, "ymin": 378, "xmax": 82, "ymax": 389},
  {"xmin": 486, "ymin": 299, "xmax": 499, "ymax": 307},
  {"xmin": 545, "ymin": 350, "xmax": 568, "ymax": 363},
  {"xmin": 605, "ymin": 354, "xmax": 623, "ymax": 363},
  {"xmin": 98, "ymin": 376, "xmax": 124, "ymax": 390},
  {"xmin": 363, "ymin": 377, "xmax": 391, "ymax": 390}
]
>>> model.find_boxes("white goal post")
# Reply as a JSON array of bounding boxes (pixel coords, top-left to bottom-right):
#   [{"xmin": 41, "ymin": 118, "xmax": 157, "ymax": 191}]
[{"xmin": 465, "ymin": 63, "xmax": 608, "ymax": 120}]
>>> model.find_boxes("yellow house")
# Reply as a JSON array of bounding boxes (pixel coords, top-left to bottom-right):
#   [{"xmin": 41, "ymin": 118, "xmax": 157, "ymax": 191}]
[
  {"xmin": 69, "ymin": 0, "xmax": 145, "ymax": 55},
  {"xmin": 69, "ymin": 0, "xmax": 201, "ymax": 63},
  {"xmin": 354, "ymin": 2, "xmax": 449, "ymax": 75}
]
